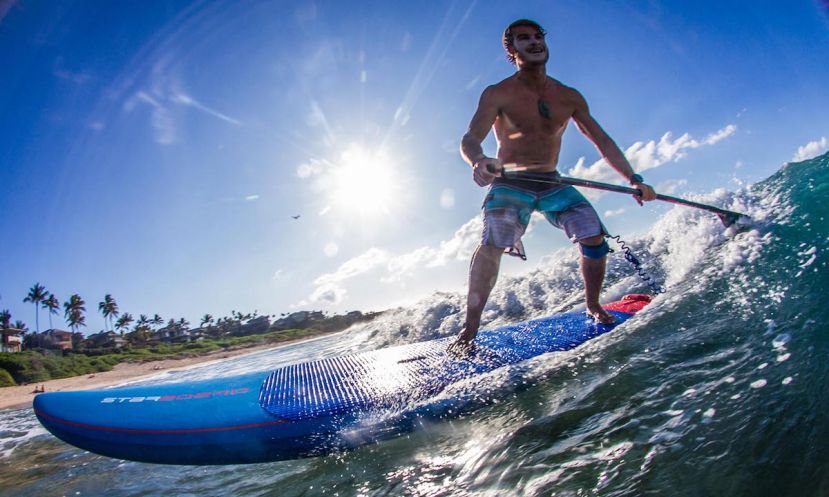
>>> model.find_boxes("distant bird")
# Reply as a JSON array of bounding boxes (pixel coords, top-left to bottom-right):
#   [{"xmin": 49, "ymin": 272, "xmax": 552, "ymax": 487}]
[{"xmin": 291, "ymin": 214, "xmax": 301, "ymax": 220}]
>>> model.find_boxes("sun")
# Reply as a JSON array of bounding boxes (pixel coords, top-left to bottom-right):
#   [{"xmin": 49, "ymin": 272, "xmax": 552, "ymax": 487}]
[{"xmin": 329, "ymin": 143, "xmax": 398, "ymax": 216}]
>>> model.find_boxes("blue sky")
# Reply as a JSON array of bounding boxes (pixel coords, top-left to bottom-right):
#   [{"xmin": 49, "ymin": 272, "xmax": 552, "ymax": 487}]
[{"xmin": 2, "ymin": 0, "xmax": 828, "ymax": 334}]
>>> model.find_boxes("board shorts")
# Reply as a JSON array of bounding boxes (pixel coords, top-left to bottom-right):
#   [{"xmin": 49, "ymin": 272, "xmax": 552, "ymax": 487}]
[{"xmin": 481, "ymin": 174, "xmax": 607, "ymax": 260}]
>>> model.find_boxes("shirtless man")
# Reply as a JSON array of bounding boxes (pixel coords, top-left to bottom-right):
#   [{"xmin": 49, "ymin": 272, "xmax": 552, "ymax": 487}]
[{"xmin": 450, "ymin": 19, "xmax": 656, "ymax": 352}]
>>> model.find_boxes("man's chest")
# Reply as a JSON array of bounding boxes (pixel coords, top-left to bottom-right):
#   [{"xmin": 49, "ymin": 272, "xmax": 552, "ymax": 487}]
[{"xmin": 497, "ymin": 93, "xmax": 572, "ymax": 135}]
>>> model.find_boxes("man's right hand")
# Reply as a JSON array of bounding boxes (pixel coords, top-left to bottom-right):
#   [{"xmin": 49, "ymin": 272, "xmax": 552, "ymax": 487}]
[{"xmin": 472, "ymin": 158, "xmax": 502, "ymax": 187}]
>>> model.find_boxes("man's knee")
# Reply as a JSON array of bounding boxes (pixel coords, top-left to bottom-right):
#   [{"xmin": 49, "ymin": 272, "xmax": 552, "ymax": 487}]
[
  {"xmin": 477, "ymin": 244, "xmax": 505, "ymax": 259},
  {"xmin": 579, "ymin": 238, "xmax": 610, "ymax": 260}
]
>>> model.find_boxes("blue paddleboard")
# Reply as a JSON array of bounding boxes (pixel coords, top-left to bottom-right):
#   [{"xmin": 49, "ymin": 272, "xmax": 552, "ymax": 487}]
[{"xmin": 33, "ymin": 295, "xmax": 651, "ymax": 465}]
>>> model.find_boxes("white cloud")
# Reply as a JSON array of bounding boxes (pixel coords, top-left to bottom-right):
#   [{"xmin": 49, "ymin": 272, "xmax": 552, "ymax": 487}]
[
  {"xmin": 245, "ymin": 194, "xmax": 259, "ymax": 201},
  {"xmin": 386, "ymin": 217, "xmax": 481, "ymax": 280},
  {"xmin": 703, "ymin": 125, "xmax": 737, "ymax": 145},
  {"xmin": 308, "ymin": 248, "xmax": 392, "ymax": 305},
  {"xmin": 566, "ymin": 124, "xmax": 737, "ymax": 184},
  {"xmin": 313, "ymin": 248, "xmax": 390, "ymax": 287},
  {"xmin": 792, "ymin": 137, "xmax": 828, "ymax": 162},
  {"xmin": 383, "ymin": 246, "xmax": 439, "ymax": 284},
  {"xmin": 306, "ymin": 217, "xmax": 482, "ymax": 304},
  {"xmin": 309, "ymin": 284, "xmax": 346, "ymax": 305},
  {"xmin": 603, "ymin": 208, "xmax": 626, "ymax": 218},
  {"xmin": 656, "ymin": 179, "xmax": 688, "ymax": 195}
]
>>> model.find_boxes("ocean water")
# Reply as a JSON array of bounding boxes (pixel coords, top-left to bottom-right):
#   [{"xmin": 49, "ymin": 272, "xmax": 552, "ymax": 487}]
[{"xmin": 1, "ymin": 153, "xmax": 826, "ymax": 496}]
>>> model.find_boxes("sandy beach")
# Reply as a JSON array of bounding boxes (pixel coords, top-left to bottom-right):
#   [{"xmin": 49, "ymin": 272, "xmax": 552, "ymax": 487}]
[{"xmin": 0, "ymin": 338, "xmax": 314, "ymax": 412}]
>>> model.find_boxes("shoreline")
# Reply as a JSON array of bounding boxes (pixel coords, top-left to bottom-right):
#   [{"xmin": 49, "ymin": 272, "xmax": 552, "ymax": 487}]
[{"xmin": 0, "ymin": 333, "xmax": 328, "ymax": 412}]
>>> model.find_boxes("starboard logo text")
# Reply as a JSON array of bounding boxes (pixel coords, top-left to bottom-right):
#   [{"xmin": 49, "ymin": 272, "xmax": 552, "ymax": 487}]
[{"xmin": 101, "ymin": 388, "xmax": 250, "ymax": 404}]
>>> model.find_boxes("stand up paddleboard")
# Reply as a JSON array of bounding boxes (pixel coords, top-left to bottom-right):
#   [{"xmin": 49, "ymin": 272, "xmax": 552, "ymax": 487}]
[{"xmin": 33, "ymin": 294, "xmax": 651, "ymax": 465}]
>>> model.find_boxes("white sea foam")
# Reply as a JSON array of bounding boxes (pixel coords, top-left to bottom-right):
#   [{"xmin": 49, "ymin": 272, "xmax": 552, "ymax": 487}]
[
  {"xmin": 0, "ymin": 409, "xmax": 47, "ymax": 459},
  {"xmin": 772, "ymin": 334, "xmax": 791, "ymax": 349}
]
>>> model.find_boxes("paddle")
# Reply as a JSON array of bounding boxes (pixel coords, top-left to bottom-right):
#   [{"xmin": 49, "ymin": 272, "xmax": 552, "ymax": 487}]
[{"xmin": 486, "ymin": 164, "xmax": 748, "ymax": 227}]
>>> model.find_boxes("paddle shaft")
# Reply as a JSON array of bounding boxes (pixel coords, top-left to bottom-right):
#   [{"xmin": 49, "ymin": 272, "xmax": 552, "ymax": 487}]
[{"xmin": 486, "ymin": 166, "xmax": 745, "ymax": 226}]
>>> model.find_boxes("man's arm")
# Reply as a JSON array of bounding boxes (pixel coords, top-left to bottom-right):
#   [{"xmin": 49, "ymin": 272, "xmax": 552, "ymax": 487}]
[
  {"xmin": 461, "ymin": 86, "xmax": 502, "ymax": 186},
  {"xmin": 571, "ymin": 90, "xmax": 656, "ymax": 203}
]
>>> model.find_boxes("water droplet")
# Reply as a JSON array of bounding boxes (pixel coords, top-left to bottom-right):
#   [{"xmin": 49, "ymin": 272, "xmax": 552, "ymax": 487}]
[{"xmin": 750, "ymin": 379, "xmax": 767, "ymax": 389}]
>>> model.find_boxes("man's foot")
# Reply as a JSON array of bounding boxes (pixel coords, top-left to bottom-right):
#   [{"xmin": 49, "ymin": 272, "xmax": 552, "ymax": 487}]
[
  {"xmin": 447, "ymin": 338, "xmax": 476, "ymax": 357},
  {"xmin": 587, "ymin": 306, "xmax": 616, "ymax": 324},
  {"xmin": 447, "ymin": 323, "xmax": 477, "ymax": 356}
]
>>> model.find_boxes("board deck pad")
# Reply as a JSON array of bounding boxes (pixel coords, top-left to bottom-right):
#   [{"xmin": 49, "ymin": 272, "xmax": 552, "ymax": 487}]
[{"xmin": 259, "ymin": 308, "xmax": 633, "ymax": 421}]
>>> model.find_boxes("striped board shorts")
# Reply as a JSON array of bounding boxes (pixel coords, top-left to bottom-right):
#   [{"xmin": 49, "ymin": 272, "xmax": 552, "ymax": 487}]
[{"xmin": 481, "ymin": 179, "xmax": 607, "ymax": 260}]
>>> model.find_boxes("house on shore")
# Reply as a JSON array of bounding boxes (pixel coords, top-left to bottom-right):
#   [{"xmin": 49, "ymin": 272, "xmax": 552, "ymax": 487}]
[
  {"xmin": 86, "ymin": 331, "xmax": 127, "ymax": 349},
  {"xmin": 1, "ymin": 328, "xmax": 23, "ymax": 353},
  {"xmin": 151, "ymin": 324, "xmax": 192, "ymax": 344},
  {"xmin": 34, "ymin": 329, "xmax": 74, "ymax": 351}
]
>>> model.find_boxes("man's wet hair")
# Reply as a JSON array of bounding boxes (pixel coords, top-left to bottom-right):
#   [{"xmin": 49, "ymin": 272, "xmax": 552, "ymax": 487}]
[{"xmin": 502, "ymin": 19, "xmax": 546, "ymax": 65}]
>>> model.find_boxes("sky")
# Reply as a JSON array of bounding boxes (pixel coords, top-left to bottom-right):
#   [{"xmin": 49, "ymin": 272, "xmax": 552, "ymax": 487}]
[{"xmin": 2, "ymin": 0, "xmax": 829, "ymax": 334}]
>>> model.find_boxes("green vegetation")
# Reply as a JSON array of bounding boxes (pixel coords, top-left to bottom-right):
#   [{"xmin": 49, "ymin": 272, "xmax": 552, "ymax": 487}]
[
  {"xmin": 0, "ymin": 327, "xmax": 336, "ymax": 386},
  {"xmin": 1, "ymin": 282, "xmax": 382, "ymax": 387},
  {"xmin": 0, "ymin": 368, "xmax": 15, "ymax": 387}
]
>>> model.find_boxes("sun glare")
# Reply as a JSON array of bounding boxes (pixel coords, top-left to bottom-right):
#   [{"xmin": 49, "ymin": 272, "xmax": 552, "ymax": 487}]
[{"xmin": 330, "ymin": 144, "xmax": 397, "ymax": 216}]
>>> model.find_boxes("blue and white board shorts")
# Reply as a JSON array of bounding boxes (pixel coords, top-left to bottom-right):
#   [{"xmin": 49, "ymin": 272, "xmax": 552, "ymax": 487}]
[{"xmin": 481, "ymin": 178, "xmax": 607, "ymax": 260}]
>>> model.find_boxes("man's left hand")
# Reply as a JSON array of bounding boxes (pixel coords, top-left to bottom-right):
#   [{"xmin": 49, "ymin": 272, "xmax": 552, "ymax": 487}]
[{"xmin": 632, "ymin": 182, "xmax": 656, "ymax": 206}]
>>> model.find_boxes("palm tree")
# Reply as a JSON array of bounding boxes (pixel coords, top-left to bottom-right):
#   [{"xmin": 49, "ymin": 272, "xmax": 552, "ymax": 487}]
[
  {"xmin": 42, "ymin": 293, "xmax": 60, "ymax": 330},
  {"xmin": 98, "ymin": 294, "xmax": 119, "ymax": 332},
  {"xmin": 177, "ymin": 317, "xmax": 190, "ymax": 330},
  {"xmin": 129, "ymin": 314, "xmax": 150, "ymax": 345},
  {"xmin": 0, "ymin": 310, "xmax": 11, "ymax": 329},
  {"xmin": 63, "ymin": 294, "xmax": 87, "ymax": 333},
  {"xmin": 200, "ymin": 314, "xmax": 214, "ymax": 327},
  {"xmin": 23, "ymin": 283, "xmax": 48, "ymax": 333},
  {"xmin": 135, "ymin": 314, "xmax": 150, "ymax": 332},
  {"xmin": 151, "ymin": 314, "xmax": 163, "ymax": 330},
  {"xmin": 115, "ymin": 313, "xmax": 134, "ymax": 334},
  {"xmin": 13, "ymin": 320, "xmax": 27, "ymax": 330}
]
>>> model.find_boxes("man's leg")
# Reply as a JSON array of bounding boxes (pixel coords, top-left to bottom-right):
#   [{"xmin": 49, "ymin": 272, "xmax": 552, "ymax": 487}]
[
  {"xmin": 452, "ymin": 245, "xmax": 503, "ymax": 348},
  {"xmin": 580, "ymin": 235, "xmax": 615, "ymax": 324}
]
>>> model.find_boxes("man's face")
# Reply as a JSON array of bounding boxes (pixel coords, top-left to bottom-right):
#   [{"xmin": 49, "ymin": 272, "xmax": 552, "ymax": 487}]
[{"xmin": 510, "ymin": 25, "xmax": 548, "ymax": 66}]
